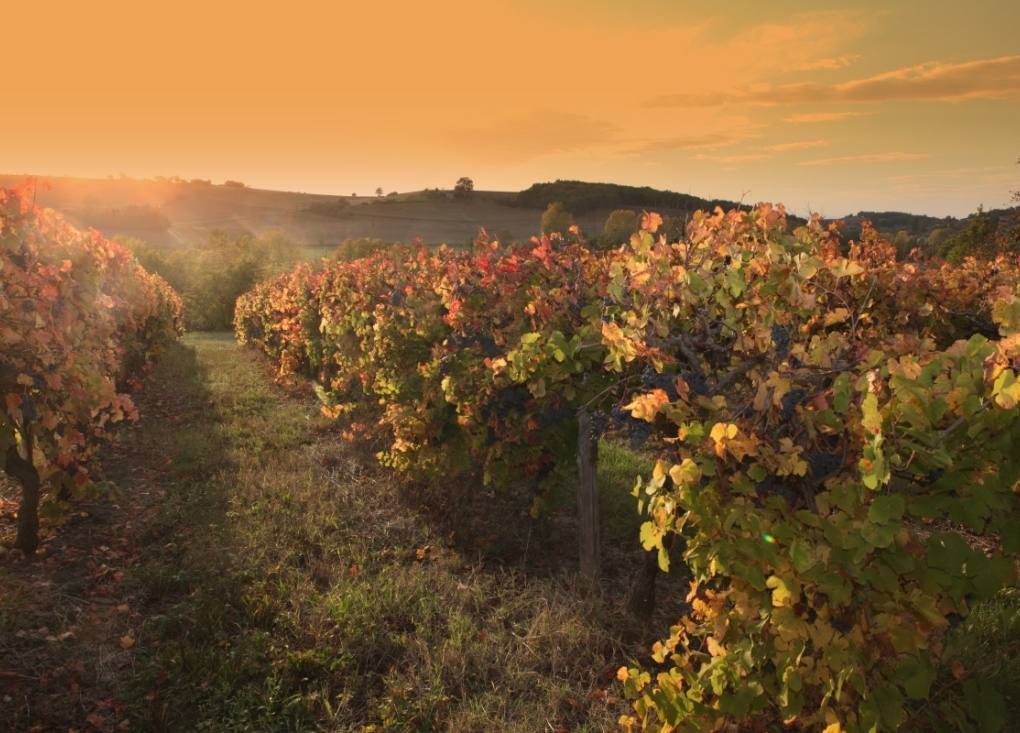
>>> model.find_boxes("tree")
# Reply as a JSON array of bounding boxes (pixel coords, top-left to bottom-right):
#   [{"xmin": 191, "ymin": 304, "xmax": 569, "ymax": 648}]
[
  {"xmin": 375, "ymin": 187, "xmax": 384, "ymax": 197},
  {"xmin": 940, "ymin": 205, "xmax": 1000, "ymax": 263},
  {"xmin": 453, "ymin": 177, "xmax": 474, "ymax": 199},
  {"xmin": 540, "ymin": 202, "xmax": 574, "ymax": 236},
  {"xmin": 603, "ymin": 209, "xmax": 639, "ymax": 243}
]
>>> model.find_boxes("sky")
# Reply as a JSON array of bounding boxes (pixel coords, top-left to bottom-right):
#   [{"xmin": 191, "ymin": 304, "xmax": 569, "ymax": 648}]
[{"xmin": 3, "ymin": 0, "xmax": 1018, "ymax": 217}]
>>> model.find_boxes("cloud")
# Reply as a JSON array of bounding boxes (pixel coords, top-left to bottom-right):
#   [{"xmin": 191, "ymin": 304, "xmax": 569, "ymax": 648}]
[
  {"xmin": 796, "ymin": 55, "xmax": 861, "ymax": 71},
  {"xmin": 694, "ymin": 153, "xmax": 772, "ymax": 163},
  {"xmin": 784, "ymin": 111, "xmax": 869, "ymax": 123},
  {"xmin": 880, "ymin": 165, "xmax": 1012, "ymax": 183},
  {"xmin": 618, "ymin": 132, "xmax": 747, "ymax": 156},
  {"xmin": 643, "ymin": 55, "xmax": 1020, "ymax": 107},
  {"xmin": 763, "ymin": 139, "xmax": 830, "ymax": 152},
  {"xmin": 798, "ymin": 152, "xmax": 930, "ymax": 167}
]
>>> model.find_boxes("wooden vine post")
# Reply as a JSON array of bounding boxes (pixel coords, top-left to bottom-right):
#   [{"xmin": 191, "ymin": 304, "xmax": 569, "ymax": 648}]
[{"xmin": 576, "ymin": 406, "xmax": 600, "ymax": 582}]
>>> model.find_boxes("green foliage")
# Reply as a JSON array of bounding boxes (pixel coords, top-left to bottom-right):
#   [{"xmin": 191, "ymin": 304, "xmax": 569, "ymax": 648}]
[
  {"xmin": 603, "ymin": 209, "xmax": 639, "ymax": 244},
  {"xmin": 129, "ymin": 229, "xmax": 301, "ymax": 331},
  {"xmin": 940, "ymin": 206, "xmax": 1001, "ymax": 263},
  {"xmin": 891, "ymin": 230, "xmax": 919, "ymax": 260},
  {"xmin": 540, "ymin": 202, "xmax": 574, "ymax": 236},
  {"xmin": 335, "ymin": 237, "xmax": 394, "ymax": 262},
  {"xmin": 514, "ymin": 179, "xmax": 737, "ymax": 215}
]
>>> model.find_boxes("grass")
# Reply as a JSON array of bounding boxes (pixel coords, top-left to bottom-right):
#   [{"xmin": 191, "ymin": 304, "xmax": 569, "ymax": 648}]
[{"xmin": 110, "ymin": 333, "xmax": 662, "ymax": 732}]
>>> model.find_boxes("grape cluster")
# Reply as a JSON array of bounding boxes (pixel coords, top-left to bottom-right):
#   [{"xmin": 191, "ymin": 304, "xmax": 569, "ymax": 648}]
[
  {"xmin": 928, "ymin": 468, "xmax": 945, "ymax": 483},
  {"xmin": 641, "ymin": 366, "xmax": 679, "ymax": 400},
  {"xmin": 590, "ymin": 409, "xmax": 611, "ymax": 438},
  {"xmin": 609, "ymin": 403, "xmax": 655, "ymax": 449},
  {"xmin": 753, "ymin": 475, "xmax": 799, "ymax": 507},
  {"xmin": 535, "ymin": 405, "xmax": 575, "ymax": 429},
  {"xmin": 21, "ymin": 395, "xmax": 38, "ymax": 422},
  {"xmin": 680, "ymin": 371, "xmax": 709, "ymax": 397},
  {"xmin": 389, "ymin": 289, "xmax": 406, "ymax": 307},
  {"xmin": 444, "ymin": 330, "xmax": 499, "ymax": 358},
  {"xmin": 771, "ymin": 324, "xmax": 790, "ymax": 359},
  {"xmin": 808, "ymin": 449, "xmax": 843, "ymax": 480},
  {"xmin": 601, "ymin": 295, "xmax": 613, "ymax": 324},
  {"xmin": 780, "ymin": 389, "xmax": 804, "ymax": 421},
  {"xmin": 831, "ymin": 618, "xmax": 852, "ymax": 634},
  {"xmin": 497, "ymin": 387, "xmax": 529, "ymax": 416},
  {"xmin": 627, "ymin": 420, "xmax": 655, "ymax": 450}
]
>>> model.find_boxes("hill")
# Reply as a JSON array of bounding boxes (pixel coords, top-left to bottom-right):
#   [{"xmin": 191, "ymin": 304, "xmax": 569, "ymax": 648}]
[
  {"xmin": 0, "ymin": 175, "xmax": 550, "ymax": 252},
  {"xmin": 2, "ymin": 174, "xmax": 1001, "ymax": 256}
]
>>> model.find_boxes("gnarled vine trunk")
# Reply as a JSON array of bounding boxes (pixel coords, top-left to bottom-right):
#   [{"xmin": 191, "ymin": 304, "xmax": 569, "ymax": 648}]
[{"xmin": 4, "ymin": 427, "xmax": 40, "ymax": 554}]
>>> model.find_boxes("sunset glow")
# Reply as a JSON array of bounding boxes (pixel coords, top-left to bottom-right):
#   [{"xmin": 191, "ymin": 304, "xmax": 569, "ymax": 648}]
[{"xmin": 5, "ymin": 0, "xmax": 1018, "ymax": 216}]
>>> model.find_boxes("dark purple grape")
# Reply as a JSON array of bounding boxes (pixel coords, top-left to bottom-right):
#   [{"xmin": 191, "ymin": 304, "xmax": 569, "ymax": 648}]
[
  {"xmin": 809, "ymin": 450, "xmax": 842, "ymax": 480},
  {"xmin": 680, "ymin": 371, "xmax": 708, "ymax": 397},
  {"xmin": 641, "ymin": 366, "xmax": 679, "ymax": 400},
  {"xmin": 771, "ymin": 324, "xmax": 790, "ymax": 359},
  {"xmin": 628, "ymin": 419, "xmax": 655, "ymax": 450},
  {"xmin": 780, "ymin": 390, "xmax": 804, "ymax": 421},
  {"xmin": 21, "ymin": 395, "xmax": 38, "ymax": 422}
]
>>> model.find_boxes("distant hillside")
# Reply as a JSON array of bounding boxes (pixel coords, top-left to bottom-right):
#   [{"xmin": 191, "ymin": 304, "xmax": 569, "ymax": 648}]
[
  {"xmin": 3, "ymin": 173, "xmax": 998, "ymax": 254},
  {"xmin": 512, "ymin": 180, "xmax": 740, "ymax": 216}
]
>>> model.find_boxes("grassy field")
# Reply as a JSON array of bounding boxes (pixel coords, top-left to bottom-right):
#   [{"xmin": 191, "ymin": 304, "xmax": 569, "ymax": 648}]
[
  {"xmin": 2, "ymin": 334, "xmax": 1019, "ymax": 732},
  {"xmin": 0, "ymin": 334, "xmax": 686, "ymax": 732}
]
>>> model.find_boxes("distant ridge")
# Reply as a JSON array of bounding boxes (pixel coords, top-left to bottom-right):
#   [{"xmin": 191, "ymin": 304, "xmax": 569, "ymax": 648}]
[
  {"xmin": 0, "ymin": 173, "xmax": 998, "ymax": 250},
  {"xmin": 512, "ymin": 179, "xmax": 740, "ymax": 215}
]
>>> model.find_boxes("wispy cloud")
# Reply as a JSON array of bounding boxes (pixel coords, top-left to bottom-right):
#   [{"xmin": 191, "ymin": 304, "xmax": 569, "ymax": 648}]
[
  {"xmin": 796, "ymin": 54, "xmax": 861, "ymax": 71},
  {"xmin": 798, "ymin": 152, "xmax": 930, "ymax": 166},
  {"xmin": 618, "ymin": 133, "xmax": 746, "ymax": 156},
  {"xmin": 880, "ymin": 165, "xmax": 1011, "ymax": 182},
  {"xmin": 784, "ymin": 111, "xmax": 869, "ymax": 123},
  {"xmin": 643, "ymin": 55, "xmax": 1020, "ymax": 108},
  {"xmin": 763, "ymin": 139, "xmax": 830, "ymax": 152},
  {"xmin": 694, "ymin": 153, "xmax": 772, "ymax": 163}
]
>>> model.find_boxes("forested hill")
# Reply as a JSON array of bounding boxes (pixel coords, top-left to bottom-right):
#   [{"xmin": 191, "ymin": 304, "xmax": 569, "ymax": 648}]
[{"xmin": 512, "ymin": 180, "xmax": 741, "ymax": 216}]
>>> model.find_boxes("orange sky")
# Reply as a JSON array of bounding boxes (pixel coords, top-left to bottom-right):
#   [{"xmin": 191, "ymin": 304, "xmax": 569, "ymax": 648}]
[{"xmin": 4, "ymin": 0, "xmax": 1018, "ymax": 216}]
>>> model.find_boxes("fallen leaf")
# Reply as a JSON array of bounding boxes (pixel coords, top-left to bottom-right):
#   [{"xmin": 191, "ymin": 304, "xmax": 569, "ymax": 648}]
[
  {"xmin": 119, "ymin": 636, "xmax": 136, "ymax": 650},
  {"xmin": 951, "ymin": 659, "xmax": 965, "ymax": 679}
]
